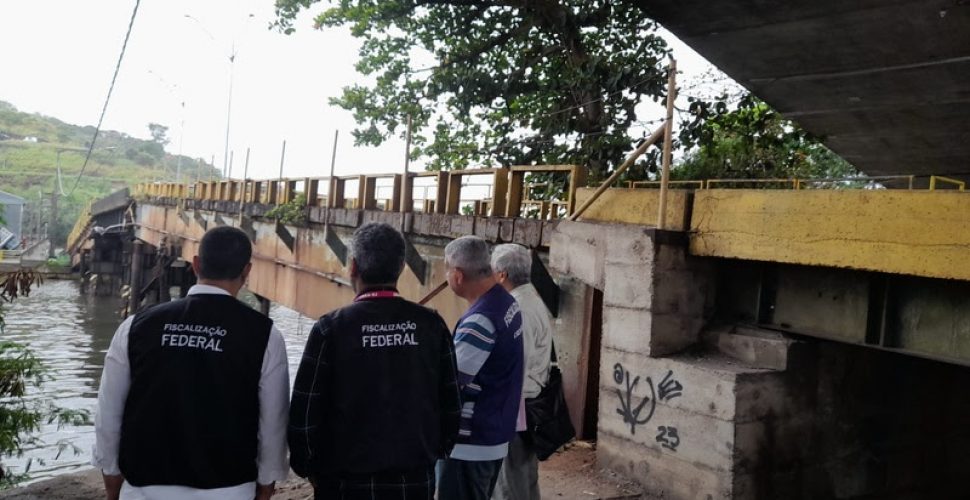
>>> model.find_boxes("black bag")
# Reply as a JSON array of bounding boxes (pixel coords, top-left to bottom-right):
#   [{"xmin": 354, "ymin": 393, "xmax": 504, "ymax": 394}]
[{"xmin": 525, "ymin": 344, "xmax": 576, "ymax": 461}]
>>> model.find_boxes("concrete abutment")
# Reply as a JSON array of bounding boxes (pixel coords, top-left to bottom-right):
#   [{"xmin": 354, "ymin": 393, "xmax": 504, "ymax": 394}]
[{"xmin": 550, "ymin": 220, "xmax": 970, "ymax": 499}]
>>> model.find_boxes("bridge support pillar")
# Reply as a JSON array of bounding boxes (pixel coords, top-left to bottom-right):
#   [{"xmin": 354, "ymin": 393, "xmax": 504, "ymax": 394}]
[
  {"xmin": 129, "ymin": 241, "xmax": 144, "ymax": 315},
  {"xmin": 550, "ymin": 219, "xmax": 970, "ymax": 498},
  {"xmin": 255, "ymin": 294, "xmax": 271, "ymax": 316}
]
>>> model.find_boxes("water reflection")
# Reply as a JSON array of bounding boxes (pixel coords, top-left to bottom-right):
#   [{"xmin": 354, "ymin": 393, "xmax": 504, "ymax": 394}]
[{"xmin": 1, "ymin": 281, "xmax": 315, "ymax": 483}]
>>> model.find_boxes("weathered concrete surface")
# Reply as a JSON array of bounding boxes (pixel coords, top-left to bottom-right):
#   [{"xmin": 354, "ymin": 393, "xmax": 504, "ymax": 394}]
[
  {"xmin": 691, "ymin": 189, "xmax": 970, "ymax": 282},
  {"xmin": 136, "ymin": 203, "xmax": 469, "ymax": 324},
  {"xmin": 550, "ymin": 220, "xmax": 714, "ymax": 357},
  {"xmin": 716, "ymin": 259, "xmax": 970, "ymax": 368},
  {"xmin": 573, "ymin": 188, "xmax": 692, "ymax": 230},
  {"xmin": 635, "ymin": 0, "xmax": 970, "ymax": 179}
]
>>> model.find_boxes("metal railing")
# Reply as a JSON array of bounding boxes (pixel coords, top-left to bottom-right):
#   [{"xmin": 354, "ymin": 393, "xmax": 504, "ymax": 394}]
[
  {"xmin": 618, "ymin": 174, "xmax": 965, "ymax": 191},
  {"xmin": 135, "ymin": 164, "xmax": 589, "ymax": 220}
]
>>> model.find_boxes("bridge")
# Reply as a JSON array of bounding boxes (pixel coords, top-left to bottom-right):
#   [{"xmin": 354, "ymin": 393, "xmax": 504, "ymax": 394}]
[
  {"xmin": 61, "ymin": 2, "xmax": 970, "ymax": 495},
  {"xmin": 636, "ymin": 0, "xmax": 970, "ymax": 181},
  {"xmin": 65, "ymin": 166, "xmax": 970, "ymax": 499}
]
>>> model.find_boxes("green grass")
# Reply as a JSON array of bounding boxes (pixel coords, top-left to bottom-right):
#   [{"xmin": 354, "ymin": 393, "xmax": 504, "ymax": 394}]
[{"xmin": 0, "ymin": 100, "xmax": 222, "ymax": 247}]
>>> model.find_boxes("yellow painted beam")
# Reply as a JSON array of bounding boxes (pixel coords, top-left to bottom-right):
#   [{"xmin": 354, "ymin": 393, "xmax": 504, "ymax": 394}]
[
  {"xmin": 690, "ymin": 190, "xmax": 970, "ymax": 281},
  {"xmin": 572, "ymin": 188, "xmax": 691, "ymax": 230}
]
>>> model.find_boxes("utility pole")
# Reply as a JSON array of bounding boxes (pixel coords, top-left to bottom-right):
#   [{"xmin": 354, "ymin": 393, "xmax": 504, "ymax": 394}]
[{"xmin": 48, "ymin": 189, "xmax": 58, "ymax": 258}]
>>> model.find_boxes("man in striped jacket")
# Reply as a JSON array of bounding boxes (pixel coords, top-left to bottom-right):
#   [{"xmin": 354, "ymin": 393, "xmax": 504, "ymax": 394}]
[{"xmin": 439, "ymin": 236, "xmax": 524, "ymax": 500}]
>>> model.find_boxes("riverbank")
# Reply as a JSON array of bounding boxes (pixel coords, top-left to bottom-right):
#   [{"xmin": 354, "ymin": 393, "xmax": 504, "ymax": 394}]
[{"xmin": 0, "ymin": 443, "xmax": 642, "ymax": 499}]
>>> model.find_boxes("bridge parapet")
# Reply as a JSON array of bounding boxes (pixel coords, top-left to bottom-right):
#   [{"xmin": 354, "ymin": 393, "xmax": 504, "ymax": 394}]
[{"xmin": 135, "ymin": 164, "xmax": 587, "ymax": 220}]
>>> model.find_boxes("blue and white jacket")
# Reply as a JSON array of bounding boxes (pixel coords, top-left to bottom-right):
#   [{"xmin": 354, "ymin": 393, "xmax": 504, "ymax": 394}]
[{"xmin": 451, "ymin": 284, "xmax": 523, "ymax": 461}]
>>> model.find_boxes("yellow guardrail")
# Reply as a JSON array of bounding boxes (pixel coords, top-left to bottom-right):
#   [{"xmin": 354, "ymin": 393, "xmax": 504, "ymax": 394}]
[
  {"xmin": 929, "ymin": 175, "xmax": 966, "ymax": 191},
  {"xmin": 66, "ymin": 200, "xmax": 93, "ymax": 252}
]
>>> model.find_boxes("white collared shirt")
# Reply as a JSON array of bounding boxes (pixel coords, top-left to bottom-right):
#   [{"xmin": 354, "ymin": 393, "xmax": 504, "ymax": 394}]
[{"xmin": 92, "ymin": 284, "xmax": 290, "ymax": 500}]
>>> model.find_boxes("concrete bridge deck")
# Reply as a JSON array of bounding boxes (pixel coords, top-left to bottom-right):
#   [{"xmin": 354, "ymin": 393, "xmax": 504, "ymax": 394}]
[{"xmin": 68, "ymin": 170, "xmax": 970, "ymax": 499}]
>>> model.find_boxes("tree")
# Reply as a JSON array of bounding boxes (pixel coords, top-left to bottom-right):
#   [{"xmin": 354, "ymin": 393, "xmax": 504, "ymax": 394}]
[
  {"xmin": 147, "ymin": 123, "xmax": 169, "ymax": 147},
  {"xmin": 273, "ymin": 0, "xmax": 672, "ymax": 180},
  {"xmin": 672, "ymin": 95, "xmax": 857, "ymax": 182}
]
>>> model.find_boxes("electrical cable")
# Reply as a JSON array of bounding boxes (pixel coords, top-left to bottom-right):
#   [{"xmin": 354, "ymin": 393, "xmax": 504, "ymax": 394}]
[{"xmin": 67, "ymin": 0, "xmax": 141, "ymax": 196}]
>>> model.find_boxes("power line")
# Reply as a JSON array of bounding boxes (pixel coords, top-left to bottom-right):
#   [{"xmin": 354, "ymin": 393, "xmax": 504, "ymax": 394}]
[{"xmin": 67, "ymin": 0, "xmax": 141, "ymax": 196}]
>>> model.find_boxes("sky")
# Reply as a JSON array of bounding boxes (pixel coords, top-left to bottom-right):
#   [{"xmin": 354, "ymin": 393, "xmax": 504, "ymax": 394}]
[{"xmin": 0, "ymin": 0, "xmax": 726, "ymax": 181}]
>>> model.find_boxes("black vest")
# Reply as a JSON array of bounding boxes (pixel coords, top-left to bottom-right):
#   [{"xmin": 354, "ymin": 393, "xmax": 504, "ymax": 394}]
[
  {"xmin": 119, "ymin": 293, "xmax": 272, "ymax": 489},
  {"xmin": 308, "ymin": 296, "xmax": 454, "ymax": 476}
]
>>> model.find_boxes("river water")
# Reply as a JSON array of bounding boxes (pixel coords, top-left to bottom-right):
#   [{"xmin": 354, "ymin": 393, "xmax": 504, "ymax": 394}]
[{"xmin": 0, "ymin": 279, "xmax": 315, "ymax": 484}]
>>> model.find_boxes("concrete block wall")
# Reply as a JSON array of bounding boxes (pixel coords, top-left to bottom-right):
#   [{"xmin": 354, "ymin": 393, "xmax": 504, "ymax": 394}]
[
  {"xmin": 550, "ymin": 220, "xmax": 714, "ymax": 358},
  {"xmin": 551, "ymin": 219, "xmax": 970, "ymax": 499}
]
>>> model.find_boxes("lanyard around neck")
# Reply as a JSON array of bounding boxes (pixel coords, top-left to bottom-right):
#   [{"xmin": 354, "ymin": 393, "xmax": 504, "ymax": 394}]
[{"xmin": 354, "ymin": 290, "xmax": 400, "ymax": 302}]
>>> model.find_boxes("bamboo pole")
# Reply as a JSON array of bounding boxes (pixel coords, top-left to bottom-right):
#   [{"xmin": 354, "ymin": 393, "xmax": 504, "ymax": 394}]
[
  {"xmin": 657, "ymin": 58, "xmax": 677, "ymax": 230},
  {"xmin": 419, "ymin": 280, "xmax": 449, "ymax": 305},
  {"xmin": 568, "ymin": 125, "xmax": 666, "ymax": 221}
]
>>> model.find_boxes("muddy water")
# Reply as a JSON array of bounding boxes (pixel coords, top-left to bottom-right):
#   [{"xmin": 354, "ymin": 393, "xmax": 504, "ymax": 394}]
[{"xmin": 0, "ymin": 280, "xmax": 314, "ymax": 483}]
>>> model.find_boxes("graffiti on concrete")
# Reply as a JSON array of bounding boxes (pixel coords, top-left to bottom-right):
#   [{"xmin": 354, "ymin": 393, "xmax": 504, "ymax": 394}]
[
  {"xmin": 614, "ymin": 363, "xmax": 684, "ymax": 451},
  {"xmin": 656, "ymin": 426, "xmax": 680, "ymax": 451},
  {"xmin": 658, "ymin": 370, "xmax": 683, "ymax": 401},
  {"xmin": 613, "ymin": 363, "xmax": 656, "ymax": 435}
]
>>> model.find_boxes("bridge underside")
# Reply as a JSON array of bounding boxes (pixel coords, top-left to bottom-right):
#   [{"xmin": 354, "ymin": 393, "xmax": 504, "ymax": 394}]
[{"xmin": 637, "ymin": 0, "xmax": 970, "ymax": 180}]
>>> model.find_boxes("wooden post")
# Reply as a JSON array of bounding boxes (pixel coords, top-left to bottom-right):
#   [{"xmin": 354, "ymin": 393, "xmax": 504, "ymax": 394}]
[
  {"xmin": 353, "ymin": 175, "xmax": 365, "ymax": 209},
  {"xmin": 539, "ymin": 201, "xmax": 550, "ymax": 220},
  {"xmin": 255, "ymin": 294, "xmax": 271, "ymax": 316},
  {"xmin": 569, "ymin": 125, "xmax": 666, "ymax": 221},
  {"xmin": 252, "ymin": 181, "xmax": 263, "ymax": 204},
  {"xmin": 434, "ymin": 172, "xmax": 449, "ymax": 214},
  {"xmin": 491, "ymin": 168, "xmax": 510, "ymax": 217},
  {"xmin": 567, "ymin": 165, "xmax": 588, "ymax": 216},
  {"xmin": 129, "ymin": 241, "xmax": 144, "ymax": 316},
  {"xmin": 506, "ymin": 170, "xmax": 526, "ymax": 218},
  {"xmin": 330, "ymin": 178, "xmax": 346, "ymax": 209},
  {"xmin": 657, "ymin": 58, "xmax": 677, "ymax": 230},
  {"xmin": 267, "ymin": 181, "xmax": 279, "ymax": 205},
  {"xmin": 284, "ymin": 180, "xmax": 297, "ymax": 204},
  {"xmin": 445, "ymin": 172, "xmax": 463, "ymax": 215},
  {"xmin": 391, "ymin": 174, "xmax": 403, "ymax": 212},
  {"xmin": 400, "ymin": 174, "xmax": 414, "ymax": 213},
  {"xmin": 363, "ymin": 176, "xmax": 378, "ymax": 210},
  {"xmin": 306, "ymin": 178, "xmax": 320, "ymax": 207}
]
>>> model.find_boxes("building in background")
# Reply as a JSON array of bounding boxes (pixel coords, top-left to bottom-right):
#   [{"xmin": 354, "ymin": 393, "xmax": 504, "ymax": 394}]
[{"xmin": 0, "ymin": 190, "xmax": 25, "ymax": 249}]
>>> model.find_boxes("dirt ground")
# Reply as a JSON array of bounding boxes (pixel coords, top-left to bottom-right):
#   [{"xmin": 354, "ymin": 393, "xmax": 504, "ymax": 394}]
[{"xmin": 0, "ymin": 442, "xmax": 640, "ymax": 500}]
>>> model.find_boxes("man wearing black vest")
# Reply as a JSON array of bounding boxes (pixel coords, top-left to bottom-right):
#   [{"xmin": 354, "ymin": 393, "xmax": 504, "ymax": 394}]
[
  {"xmin": 93, "ymin": 226, "xmax": 290, "ymax": 500},
  {"xmin": 289, "ymin": 222, "xmax": 461, "ymax": 499}
]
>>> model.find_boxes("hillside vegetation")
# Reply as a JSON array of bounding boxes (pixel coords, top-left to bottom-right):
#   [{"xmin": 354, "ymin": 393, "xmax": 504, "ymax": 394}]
[{"xmin": 0, "ymin": 100, "xmax": 220, "ymax": 247}]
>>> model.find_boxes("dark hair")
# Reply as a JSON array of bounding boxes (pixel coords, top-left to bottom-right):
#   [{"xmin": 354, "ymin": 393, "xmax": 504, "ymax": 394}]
[
  {"xmin": 352, "ymin": 222, "xmax": 406, "ymax": 285},
  {"xmin": 197, "ymin": 226, "xmax": 252, "ymax": 280}
]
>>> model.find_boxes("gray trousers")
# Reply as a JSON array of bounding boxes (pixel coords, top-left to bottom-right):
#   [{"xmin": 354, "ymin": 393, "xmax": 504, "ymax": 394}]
[{"xmin": 491, "ymin": 433, "xmax": 540, "ymax": 500}]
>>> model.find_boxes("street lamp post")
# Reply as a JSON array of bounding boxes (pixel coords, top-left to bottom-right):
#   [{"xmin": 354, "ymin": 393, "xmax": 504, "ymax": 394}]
[
  {"xmin": 148, "ymin": 70, "xmax": 187, "ymax": 183},
  {"xmin": 184, "ymin": 14, "xmax": 252, "ymax": 178}
]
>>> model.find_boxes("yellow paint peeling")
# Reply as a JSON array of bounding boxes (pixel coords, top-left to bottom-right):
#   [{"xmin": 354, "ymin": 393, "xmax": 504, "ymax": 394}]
[{"xmin": 691, "ymin": 190, "xmax": 970, "ymax": 281}]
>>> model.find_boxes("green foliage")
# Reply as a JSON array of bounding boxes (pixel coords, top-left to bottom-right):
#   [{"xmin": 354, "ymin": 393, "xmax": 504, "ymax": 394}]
[
  {"xmin": 672, "ymin": 96, "xmax": 857, "ymax": 182},
  {"xmin": 274, "ymin": 0, "xmax": 671, "ymax": 179},
  {"xmin": 0, "ymin": 101, "xmax": 221, "ymax": 247},
  {"xmin": 0, "ymin": 271, "xmax": 90, "ymax": 485},
  {"xmin": 147, "ymin": 123, "xmax": 170, "ymax": 147},
  {"xmin": 265, "ymin": 197, "xmax": 307, "ymax": 225}
]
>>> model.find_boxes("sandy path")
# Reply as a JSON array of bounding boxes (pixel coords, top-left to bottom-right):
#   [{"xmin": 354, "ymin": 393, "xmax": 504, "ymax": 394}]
[{"xmin": 0, "ymin": 442, "xmax": 640, "ymax": 500}]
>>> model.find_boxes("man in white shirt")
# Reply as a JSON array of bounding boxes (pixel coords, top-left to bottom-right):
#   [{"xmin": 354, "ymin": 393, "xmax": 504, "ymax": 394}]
[
  {"xmin": 490, "ymin": 244, "xmax": 552, "ymax": 500},
  {"xmin": 93, "ymin": 226, "xmax": 290, "ymax": 500}
]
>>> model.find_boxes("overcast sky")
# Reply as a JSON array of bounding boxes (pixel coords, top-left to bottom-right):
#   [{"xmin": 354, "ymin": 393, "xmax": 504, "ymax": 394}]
[{"xmin": 0, "ymin": 0, "xmax": 724, "ymax": 180}]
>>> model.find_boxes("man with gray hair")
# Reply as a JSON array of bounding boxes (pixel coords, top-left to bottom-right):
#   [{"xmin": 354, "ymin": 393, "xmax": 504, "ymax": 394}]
[
  {"xmin": 490, "ymin": 244, "xmax": 553, "ymax": 500},
  {"xmin": 439, "ymin": 236, "xmax": 524, "ymax": 500},
  {"xmin": 289, "ymin": 222, "xmax": 461, "ymax": 499}
]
